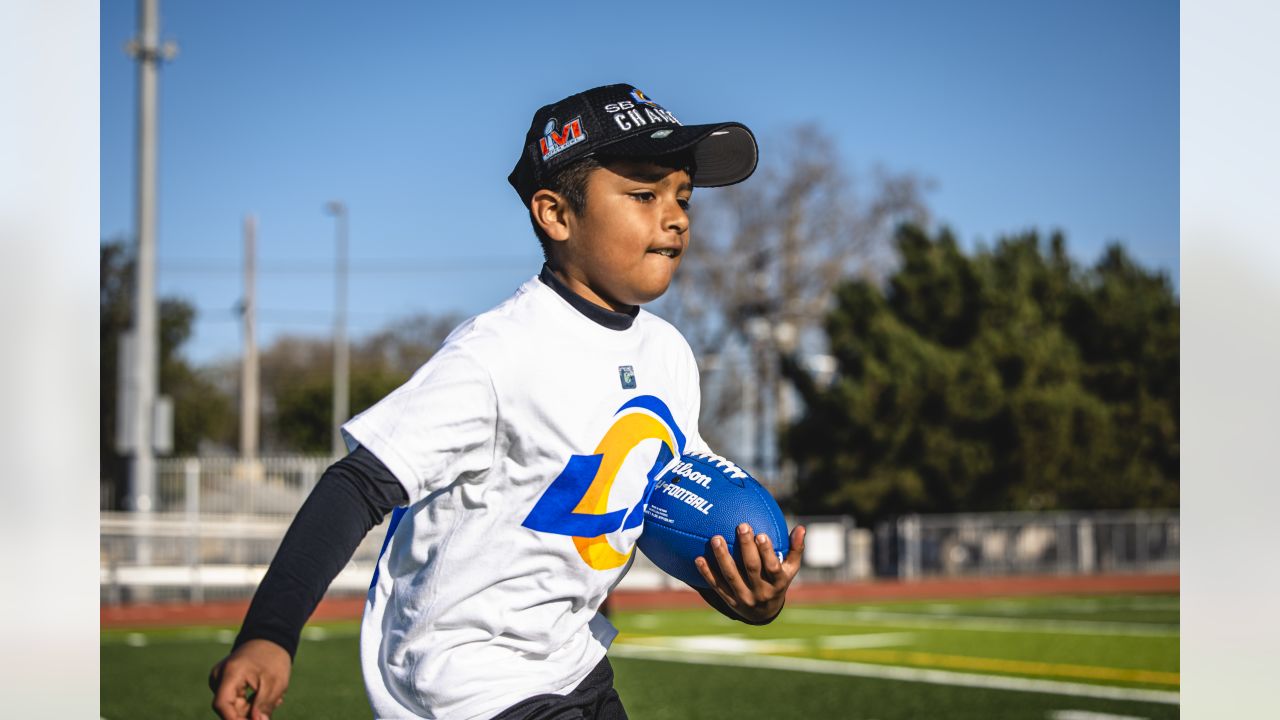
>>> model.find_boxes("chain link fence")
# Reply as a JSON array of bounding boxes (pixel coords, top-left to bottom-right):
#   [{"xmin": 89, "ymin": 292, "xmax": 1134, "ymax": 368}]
[{"xmin": 882, "ymin": 510, "xmax": 1179, "ymax": 579}]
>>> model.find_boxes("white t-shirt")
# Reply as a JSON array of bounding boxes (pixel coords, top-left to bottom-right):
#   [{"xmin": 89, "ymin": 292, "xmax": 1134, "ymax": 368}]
[{"xmin": 342, "ymin": 275, "xmax": 708, "ymax": 720}]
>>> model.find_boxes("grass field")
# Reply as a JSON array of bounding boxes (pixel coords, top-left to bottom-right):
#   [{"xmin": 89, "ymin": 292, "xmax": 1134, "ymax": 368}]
[{"xmin": 102, "ymin": 593, "xmax": 1178, "ymax": 719}]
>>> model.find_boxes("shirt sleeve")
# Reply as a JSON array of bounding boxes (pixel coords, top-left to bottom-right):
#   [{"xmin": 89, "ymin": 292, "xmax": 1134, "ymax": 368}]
[
  {"xmin": 341, "ymin": 343, "xmax": 498, "ymax": 505},
  {"xmin": 234, "ymin": 446, "xmax": 408, "ymax": 659}
]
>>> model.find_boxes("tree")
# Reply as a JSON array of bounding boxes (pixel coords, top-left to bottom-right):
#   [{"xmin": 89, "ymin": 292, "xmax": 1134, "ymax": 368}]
[
  {"xmin": 100, "ymin": 240, "xmax": 236, "ymax": 508},
  {"xmin": 656, "ymin": 124, "xmax": 932, "ymax": 471},
  {"xmin": 1060, "ymin": 245, "xmax": 1180, "ymax": 508},
  {"xmin": 782, "ymin": 225, "xmax": 1178, "ymax": 525},
  {"xmin": 257, "ymin": 313, "xmax": 460, "ymax": 454}
]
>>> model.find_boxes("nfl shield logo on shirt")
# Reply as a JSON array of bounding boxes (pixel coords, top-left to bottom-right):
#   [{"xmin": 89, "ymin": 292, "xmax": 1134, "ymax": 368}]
[{"xmin": 618, "ymin": 365, "xmax": 636, "ymax": 389}]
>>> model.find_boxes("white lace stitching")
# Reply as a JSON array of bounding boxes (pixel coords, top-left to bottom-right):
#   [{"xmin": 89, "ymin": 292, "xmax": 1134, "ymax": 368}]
[{"xmin": 687, "ymin": 451, "xmax": 749, "ymax": 480}]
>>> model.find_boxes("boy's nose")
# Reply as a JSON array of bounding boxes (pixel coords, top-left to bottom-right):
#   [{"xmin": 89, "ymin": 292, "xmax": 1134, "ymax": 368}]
[{"xmin": 664, "ymin": 201, "xmax": 689, "ymax": 235}]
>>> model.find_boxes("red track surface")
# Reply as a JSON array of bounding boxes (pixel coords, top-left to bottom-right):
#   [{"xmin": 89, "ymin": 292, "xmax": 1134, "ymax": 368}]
[{"xmin": 101, "ymin": 573, "xmax": 1177, "ymax": 628}]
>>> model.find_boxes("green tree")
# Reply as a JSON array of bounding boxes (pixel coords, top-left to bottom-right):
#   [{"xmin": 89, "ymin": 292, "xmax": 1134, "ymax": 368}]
[
  {"xmin": 259, "ymin": 314, "xmax": 458, "ymax": 454},
  {"xmin": 100, "ymin": 240, "xmax": 236, "ymax": 508},
  {"xmin": 783, "ymin": 226, "xmax": 1178, "ymax": 525}
]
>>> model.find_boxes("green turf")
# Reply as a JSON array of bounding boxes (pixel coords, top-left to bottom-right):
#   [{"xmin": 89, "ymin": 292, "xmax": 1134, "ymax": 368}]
[
  {"xmin": 103, "ymin": 630, "xmax": 365, "ymax": 719},
  {"xmin": 612, "ymin": 595, "xmax": 1179, "ymax": 685},
  {"xmin": 101, "ymin": 593, "xmax": 1179, "ymax": 719},
  {"xmin": 610, "ymin": 656, "xmax": 1178, "ymax": 720}
]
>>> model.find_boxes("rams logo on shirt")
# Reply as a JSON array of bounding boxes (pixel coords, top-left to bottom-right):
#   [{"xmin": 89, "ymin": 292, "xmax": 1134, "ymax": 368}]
[{"xmin": 522, "ymin": 395, "xmax": 685, "ymax": 570}]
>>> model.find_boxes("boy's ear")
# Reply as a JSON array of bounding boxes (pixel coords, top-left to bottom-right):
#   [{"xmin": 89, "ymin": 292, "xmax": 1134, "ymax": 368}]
[{"xmin": 531, "ymin": 189, "xmax": 572, "ymax": 242}]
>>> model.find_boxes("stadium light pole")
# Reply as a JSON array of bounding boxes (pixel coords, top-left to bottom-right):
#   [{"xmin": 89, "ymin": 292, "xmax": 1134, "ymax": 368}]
[{"xmin": 326, "ymin": 201, "xmax": 350, "ymax": 458}]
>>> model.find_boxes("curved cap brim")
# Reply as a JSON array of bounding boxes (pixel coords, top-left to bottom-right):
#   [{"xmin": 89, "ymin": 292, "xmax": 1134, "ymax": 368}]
[{"xmin": 594, "ymin": 122, "xmax": 758, "ymax": 188}]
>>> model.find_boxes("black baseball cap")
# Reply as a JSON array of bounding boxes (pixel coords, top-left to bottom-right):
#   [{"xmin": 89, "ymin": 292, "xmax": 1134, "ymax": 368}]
[{"xmin": 508, "ymin": 83, "xmax": 758, "ymax": 206}]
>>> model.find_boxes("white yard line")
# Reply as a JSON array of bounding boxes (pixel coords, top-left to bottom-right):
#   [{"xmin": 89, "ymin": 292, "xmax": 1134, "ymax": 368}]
[
  {"xmin": 625, "ymin": 632, "xmax": 913, "ymax": 654},
  {"xmin": 818, "ymin": 632, "xmax": 918, "ymax": 650},
  {"xmin": 609, "ymin": 644, "xmax": 1179, "ymax": 705},
  {"xmin": 626, "ymin": 634, "xmax": 808, "ymax": 654},
  {"xmin": 1049, "ymin": 711, "xmax": 1150, "ymax": 720},
  {"xmin": 785, "ymin": 609, "xmax": 1178, "ymax": 637}
]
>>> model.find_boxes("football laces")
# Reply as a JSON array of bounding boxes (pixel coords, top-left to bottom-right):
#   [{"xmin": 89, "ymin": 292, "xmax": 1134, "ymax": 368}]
[{"xmin": 688, "ymin": 451, "xmax": 749, "ymax": 480}]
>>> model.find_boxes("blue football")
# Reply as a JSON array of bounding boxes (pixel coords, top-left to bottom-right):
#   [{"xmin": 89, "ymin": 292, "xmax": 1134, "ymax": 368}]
[{"xmin": 637, "ymin": 451, "xmax": 789, "ymax": 589}]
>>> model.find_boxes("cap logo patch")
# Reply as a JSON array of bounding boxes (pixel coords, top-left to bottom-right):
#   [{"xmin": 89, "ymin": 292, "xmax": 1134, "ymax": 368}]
[
  {"xmin": 539, "ymin": 117, "xmax": 587, "ymax": 160},
  {"xmin": 631, "ymin": 88, "xmax": 656, "ymax": 105},
  {"xmin": 651, "ymin": 129, "xmax": 674, "ymax": 139}
]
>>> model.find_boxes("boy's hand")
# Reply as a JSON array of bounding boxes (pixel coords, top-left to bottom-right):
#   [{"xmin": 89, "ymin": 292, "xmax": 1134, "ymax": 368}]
[
  {"xmin": 695, "ymin": 523, "xmax": 806, "ymax": 623},
  {"xmin": 209, "ymin": 639, "xmax": 292, "ymax": 719}
]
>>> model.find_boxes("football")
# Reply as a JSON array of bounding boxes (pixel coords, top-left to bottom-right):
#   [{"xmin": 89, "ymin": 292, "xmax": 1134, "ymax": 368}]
[{"xmin": 637, "ymin": 451, "xmax": 789, "ymax": 588}]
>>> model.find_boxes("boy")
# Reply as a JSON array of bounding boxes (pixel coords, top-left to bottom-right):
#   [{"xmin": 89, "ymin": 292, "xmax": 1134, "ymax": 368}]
[{"xmin": 209, "ymin": 83, "xmax": 805, "ymax": 720}]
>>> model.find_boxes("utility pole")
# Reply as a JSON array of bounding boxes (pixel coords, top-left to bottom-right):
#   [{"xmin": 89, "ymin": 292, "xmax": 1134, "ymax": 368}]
[
  {"xmin": 125, "ymin": 0, "xmax": 176, "ymax": 512},
  {"xmin": 240, "ymin": 215, "xmax": 259, "ymax": 462},
  {"xmin": 326, "ymin": 201, "xmax": 350, "ymax": 458}
]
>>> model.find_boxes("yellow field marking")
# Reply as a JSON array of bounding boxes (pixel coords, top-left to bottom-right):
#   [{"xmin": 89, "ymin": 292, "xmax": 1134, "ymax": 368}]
[{"xmin": 815, "ymin": 648, "xmax": 1179, "ymax": 686}]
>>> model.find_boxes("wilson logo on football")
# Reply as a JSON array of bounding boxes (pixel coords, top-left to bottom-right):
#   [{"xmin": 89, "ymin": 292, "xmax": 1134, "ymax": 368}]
[{"xmin": 539, "ymin": 117, "xmax": 587, "ymax": 160}]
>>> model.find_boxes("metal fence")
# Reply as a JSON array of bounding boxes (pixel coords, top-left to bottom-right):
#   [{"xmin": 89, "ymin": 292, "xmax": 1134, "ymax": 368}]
[
  {"xmin": 101, "ymin": 455, "xmax": 352, "ymax": 603},
  {"xmin": 886, "ymin": 509, "xmax": 1179, "ymax": 579},
  {"xmin": 113, "ymin": 456, "xmax": 337, "ymax": 518}
]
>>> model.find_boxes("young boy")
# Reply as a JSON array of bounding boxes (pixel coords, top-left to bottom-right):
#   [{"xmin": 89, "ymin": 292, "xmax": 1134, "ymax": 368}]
[{"xmin": 209, "ymin": 83, "xmax": 805, "ymax": 720}]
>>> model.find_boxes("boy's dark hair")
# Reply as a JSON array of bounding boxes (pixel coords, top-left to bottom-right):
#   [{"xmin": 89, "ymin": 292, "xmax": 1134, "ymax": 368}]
[
  {"xmin": 529, "ymin": 155, "xmax": 604, "ymax": 259},
  {"xmin": 529, "ymin": 152, "xmax": 696, "ymax": 260}
]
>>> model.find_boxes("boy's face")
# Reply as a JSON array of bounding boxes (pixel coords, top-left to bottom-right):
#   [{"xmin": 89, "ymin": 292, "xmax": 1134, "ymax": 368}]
[{"xmin": 551, "ymin": 159, "xmax": 693, "ymax": 311}]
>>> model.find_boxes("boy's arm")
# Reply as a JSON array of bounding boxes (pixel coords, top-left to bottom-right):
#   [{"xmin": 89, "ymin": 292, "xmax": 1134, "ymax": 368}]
[
  {"xmin": 694, "ymin": 523, "xmax": 806, "ymax": 625},
  {"xmin": 209, "ymin": 446, "xmax": 408, "ymax": 720}
]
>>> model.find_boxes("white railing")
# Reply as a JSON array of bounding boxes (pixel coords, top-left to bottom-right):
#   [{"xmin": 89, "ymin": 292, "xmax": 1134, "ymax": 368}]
[
  {"xmin": 103, "ymin": 456, "xmax": 349, "ymax": 602},
  {"xmin": 100, "ymin": 511, "xmax": 390, "ymax": 603},
  {"xmin": 118, "ymin": 456, "xmax": 338, "ymax": 519}
]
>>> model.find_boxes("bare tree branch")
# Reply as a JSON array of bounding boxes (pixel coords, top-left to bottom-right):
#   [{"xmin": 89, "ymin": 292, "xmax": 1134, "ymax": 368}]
[{"xmin": 656, "ymin": 124, "xmax": 932, "ymax": 472}]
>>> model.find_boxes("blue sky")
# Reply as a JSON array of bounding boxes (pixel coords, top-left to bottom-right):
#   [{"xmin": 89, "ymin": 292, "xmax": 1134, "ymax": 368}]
[{"xmin": 100, "ymin": 1, "xmax": 1179, "ymax": 365}]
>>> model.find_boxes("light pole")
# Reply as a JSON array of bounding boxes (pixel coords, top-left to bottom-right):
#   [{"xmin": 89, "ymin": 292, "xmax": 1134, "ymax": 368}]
[
  {"xmin": 125, "ymin": 0, "xmax": 177, "ymax": 513},
  {"xmin": 325, "ymin": 201, "xmax": 349, "ymax": 458}
]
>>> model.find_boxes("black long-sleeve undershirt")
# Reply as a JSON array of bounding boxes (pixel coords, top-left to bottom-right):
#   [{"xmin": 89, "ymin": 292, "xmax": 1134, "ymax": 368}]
[{"xmin": 233, "ymin": 446, "xmax": 408, "ymax": 659}]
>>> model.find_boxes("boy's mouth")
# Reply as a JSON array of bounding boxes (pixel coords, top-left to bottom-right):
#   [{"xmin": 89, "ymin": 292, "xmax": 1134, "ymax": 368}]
[{"xmin": 648, "ymin": 247, "xmax": 682, "ymax": 259}]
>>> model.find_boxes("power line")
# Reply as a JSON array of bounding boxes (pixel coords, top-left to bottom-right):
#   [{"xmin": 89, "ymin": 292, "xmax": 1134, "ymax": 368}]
[
  {"xmin": 160, "ymin": 256, "xmax": 542, "ymax": 275},
  {"xmin": 192, "ymin": 306, "xmax": 438, "ymax": 327}
]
